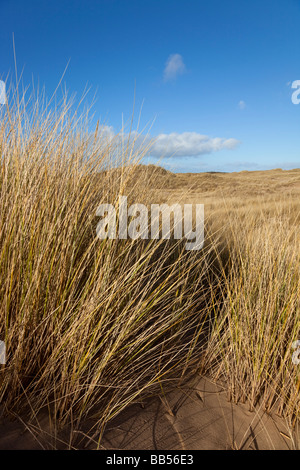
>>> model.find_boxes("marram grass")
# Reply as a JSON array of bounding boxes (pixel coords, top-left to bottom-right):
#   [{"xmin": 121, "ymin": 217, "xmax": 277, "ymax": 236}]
[{"xmin": 0, "ymin": 86, "xmax": 299, "ymax": 447}]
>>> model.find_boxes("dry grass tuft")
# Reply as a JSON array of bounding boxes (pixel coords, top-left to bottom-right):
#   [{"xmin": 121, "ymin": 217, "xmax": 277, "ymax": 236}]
[{"xmin": 0, "ymin": 84, "xmax": 299, "ymax": 447}]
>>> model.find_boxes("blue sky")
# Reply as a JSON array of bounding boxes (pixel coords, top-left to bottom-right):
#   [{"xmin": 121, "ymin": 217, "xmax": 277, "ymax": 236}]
[{"xmin": 1, "ymin": 0, "xmax": 300, "ymax": 172}]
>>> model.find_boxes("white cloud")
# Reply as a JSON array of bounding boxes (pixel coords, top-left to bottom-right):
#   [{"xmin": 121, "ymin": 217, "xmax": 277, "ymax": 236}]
[
  {"xmin": 163, "ymin": 54, "xmax": 186, "ymax": 82},
  {"xmin": 238, "ymin": 100, "xmax": 246, "ymax": 110},
  {"xmin": 149, "ymin": 132, "xmax": 240, "ymax": 157},
  {"xmin": 98, "ymin": 127, "xmax": 240, "ymax": 158}
]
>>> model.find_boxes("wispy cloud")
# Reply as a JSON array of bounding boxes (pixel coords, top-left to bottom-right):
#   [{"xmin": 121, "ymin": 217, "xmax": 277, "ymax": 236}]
[
  {"xmin": 238, "ymin": 100, "xmax": 246, "ymax": 110},
  {"xmin": 163, "ymin": 54, "xmax": 186, "ymax": 82}
]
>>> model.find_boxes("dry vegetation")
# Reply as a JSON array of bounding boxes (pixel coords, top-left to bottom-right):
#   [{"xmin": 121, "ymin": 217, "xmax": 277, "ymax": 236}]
[
  {"xmin": 0, "ymin": 88, "xmax": 299, "ymax": 448},
  {"xmin": 156, "ymin": 167, "xmax": 300, "ymax": 422}
]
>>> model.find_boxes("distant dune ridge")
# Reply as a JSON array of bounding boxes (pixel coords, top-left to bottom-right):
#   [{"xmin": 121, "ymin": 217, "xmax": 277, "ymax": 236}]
[
  {"xmin": 130, "ymin": 164, "xmax": 300, "ymax": 195},
  {"xmin": 101, "ymin": 164, "xmax": 300, "ymax": 196}
]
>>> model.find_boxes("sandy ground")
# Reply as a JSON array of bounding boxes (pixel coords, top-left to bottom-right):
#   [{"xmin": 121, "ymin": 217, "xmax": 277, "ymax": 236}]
[
  {"xmin": 0, "ymin": 377, "xmax": 297, "ymax": 450},
  {"xmin": 100, "ymin": 377, "xmax": 297, "ymax": 451}
]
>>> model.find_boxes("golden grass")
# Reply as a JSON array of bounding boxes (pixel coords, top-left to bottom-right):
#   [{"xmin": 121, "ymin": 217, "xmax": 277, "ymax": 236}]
[
  {"xmin": 0, "ymin": 88, "xmax": 214, "ymax": 436},
  {"xmin": 0, "ymin": 86, "xmax": 299, "ymax": 446},
  {"xmin": 157, "ymin": 169, "xmax": 300, "ymax": 424}
]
